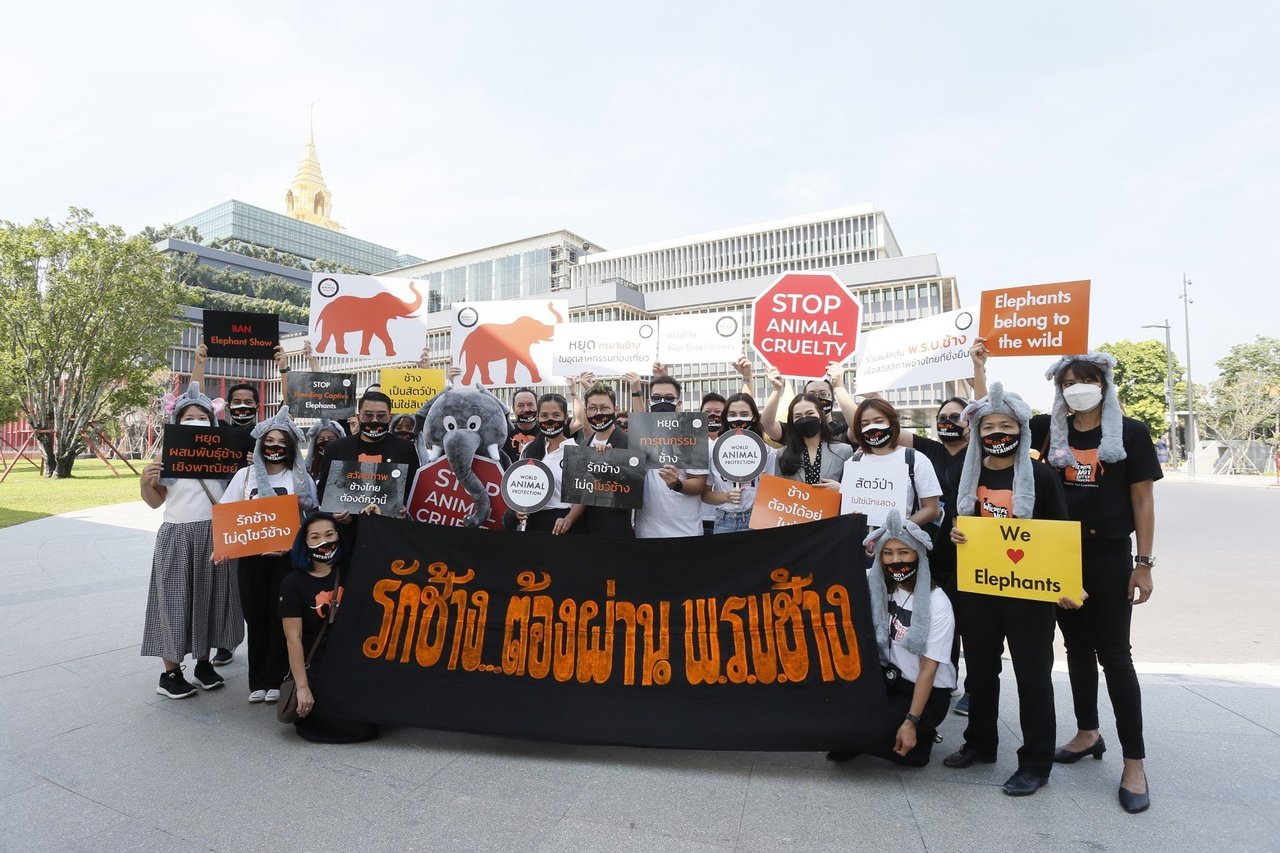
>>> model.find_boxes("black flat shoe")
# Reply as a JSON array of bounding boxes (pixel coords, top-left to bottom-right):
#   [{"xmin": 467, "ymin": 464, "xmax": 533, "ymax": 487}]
[
  {"xmin": 943, "ymin": 745, "xmax": 997, "ymax": 768},
  {"xmin": 1119, "ymin": 772, "xmax": 1150, "ymax": 813},
  {"xmin": 1054, "ymin": 736, "xmax": 1106, "ymax": 764},
  {"xmin": 825, "ymin": 751, "xmax": 860, "ymax": 762},
  {"xmin": 1002, "ymin": 770, "xmax": 1048, "ymax": 796}
]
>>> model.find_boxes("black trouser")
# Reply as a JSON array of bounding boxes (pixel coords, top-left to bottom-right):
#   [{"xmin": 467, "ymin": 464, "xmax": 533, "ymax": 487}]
[
  {"xmin": 502, "ymin": 507, "xmax": 577, "ymax": 533},
  {"xmin": 869, "ymin": 683, "xmax": 953, "ymax": 766},
  {"xmin": 1057, "ymin": 540, "xmax": 1145, "ymax": 759},
  {"xmin": 237, "ymin": 554, "xmax": 290, "ymax": 692},
  {"xmin": 955, "ymin": 592, "xmax": 1056, "ymax": 778}
]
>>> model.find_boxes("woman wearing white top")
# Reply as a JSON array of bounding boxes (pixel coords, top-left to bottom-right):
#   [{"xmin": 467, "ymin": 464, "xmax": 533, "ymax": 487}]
[
  {"xmin": 503, "ymin": 393, "xmax": 577, "ymax": 534},
  {"xmin": 140, "ymin": 382, "xmax": 244, "ymax": 699},
  {"xmin": 847, "ymin": 397, "xmax": 942, "ymax": 530},
  {"xmin": 702, "ymin": 392, "xmax": 776, "ymax": 533}
]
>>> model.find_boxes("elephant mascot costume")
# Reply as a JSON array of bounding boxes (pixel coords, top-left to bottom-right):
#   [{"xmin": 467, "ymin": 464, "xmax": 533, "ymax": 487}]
[{"xmin": 414, "ymin": 385, "xmax": 512, "ymax": 528}]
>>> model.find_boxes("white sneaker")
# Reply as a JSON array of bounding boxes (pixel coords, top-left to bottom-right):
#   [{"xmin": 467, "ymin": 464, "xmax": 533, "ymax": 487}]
[
  {"xmin": 248, "ymin": 689, "xmax": 267, "ymax": 703},
  {"xmin": 264, "ymin": 689, "xmax": 280, "ymax": 703}
]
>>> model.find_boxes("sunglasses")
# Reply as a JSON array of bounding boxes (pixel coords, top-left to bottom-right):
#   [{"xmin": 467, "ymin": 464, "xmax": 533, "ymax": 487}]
[
  {"xmin": 938, "ymin": 413, "xmax": 964, "ymax": 424},
  {"xmin": 650, "ymin": 394, "xmax": 678, "ymax": 404}
]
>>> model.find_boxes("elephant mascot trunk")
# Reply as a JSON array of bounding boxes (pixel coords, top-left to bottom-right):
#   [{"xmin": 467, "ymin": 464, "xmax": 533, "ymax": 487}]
[{"xmin": 416, "ymin": 384, "xmax": 511, "ymax": 528}]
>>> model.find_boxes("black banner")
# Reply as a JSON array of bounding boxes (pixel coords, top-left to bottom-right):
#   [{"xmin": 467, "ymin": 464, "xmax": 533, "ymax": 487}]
[
  {"xmin": 202, "ymin": 309, "xmax": 279, "ymax": 360},
  {"xmin": 310, "ymin": 514, "xmax": 887, "ymax": 750},
  {"xmin": 320, "ymin": 461, "xmax": 408, "ymax": 515},
  {"xmin": 286, "ymin": 371, "xmax": 357, "ymax": 420},
  {"xmin": 561, "ymin": 446, "xmax": 645, "ymax": 509},
  {"xmin": 160, "ymin": 424, "xmax": 253, "ymax": 479},
  {"xmin": 627, "ymin": 412, "xmax": 709, "ymax": 470}
]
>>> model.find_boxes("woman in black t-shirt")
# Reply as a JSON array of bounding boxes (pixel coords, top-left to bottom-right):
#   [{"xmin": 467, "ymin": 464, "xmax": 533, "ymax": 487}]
[
  {"xmin": 280, "ymin": 513, "xmax": 377, "ymax": 743},
  {"xmin": 1031, "ymin": 353, "xmax": 1162, "ymax": 814}
]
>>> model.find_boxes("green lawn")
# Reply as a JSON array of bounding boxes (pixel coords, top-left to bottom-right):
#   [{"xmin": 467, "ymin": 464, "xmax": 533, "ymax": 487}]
[{"xmin": 0, "ymin": 457, "xmax": 144, "ymax": 528}]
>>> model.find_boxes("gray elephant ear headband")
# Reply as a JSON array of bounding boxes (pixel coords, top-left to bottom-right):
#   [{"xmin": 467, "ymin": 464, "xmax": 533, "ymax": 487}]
[
  {"xmin": 1044, "ymin": 352, "xmax": 1127, "ymax": 466},
  {"xmin": 863, "ymin": 509, "xmax": 934, "ymax": 656},
  {"xmin": 863, "ymin": 509, "xmax": 932, "ymax": 553}
]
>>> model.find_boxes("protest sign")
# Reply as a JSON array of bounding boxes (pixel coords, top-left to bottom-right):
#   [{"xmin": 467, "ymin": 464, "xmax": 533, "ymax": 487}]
[
  {"xmin": 552, "ymin": 320, "xmax": 658, "ymax": 376},
  {"xmin": 839, "ymin": 456, "xmax": 911, "ymax": 527},
  {"xmin": 711, "ymin": 429, "xmax": 769, "ymax": 484},
  {"xmin": 979, "ymin": 280, "xmax": 1090, "ymax": 357},
  {"xmin": 500, "ymin": 459, "xmax": 558, "ymax": 517},
  {"xmin": 956, "ymin": 516, "xmax": 1084, "ymax": 604},
  {"xmin": 657, "ymin": 313, "xmax": 742, "ymax": 364},
  {"xmin": 211, "ymin": 494, "xmax": 301, "ymax": 561},
  {"xmin": 202, "ymin": 310, "xmax": 279, "ymax": 360},
  {"xmin": 160, "ymin": 424, "xmax": 253, "ymax": 480},
  {"xmin": 750, "ymin": 474, "xmax": 842, "ymax": 529},
  {"xmin": 854, "ymin": 306, "xmax": 979, "ymax": 393},
  {"xmin": 561, "ymin": 446, "xmax": 646, "ymax": 509},
  {"xmin": 406, "ymin": 456, "xmax": 509, "ymax": 529},
  {"xmin": 319, "ymin": 461, "xmax": 408, "ymax": 516},
  {"xmin": 751, "ymin": 273, "xmax": 861, "ymax": 378},
  {"xmin": 450, "ymin": 300, "xmax": 568, "ymax": 387},
  {"xmin": 628, "ymin": 412, "xmax": 709, "ymax": 470},
  {"xmin": 285, "ymin": 372, "xmax": 356, "ymax": 420},
  {"xmin": 380, "ymin": 368, "xmax": 446, "ymax": 415},
  {"xmin": 309, "ymin": 274, "xmax": 428, "ymax": 360},
  {"xmin": 310, "ymin": 513, "xmax": 886, "ymax": 750}
]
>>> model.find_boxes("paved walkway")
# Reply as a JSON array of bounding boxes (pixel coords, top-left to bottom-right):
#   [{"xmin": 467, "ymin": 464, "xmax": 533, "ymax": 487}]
[{"xmin": 1, "ymin": 492, "xmax": 1277, "ymax": 852}]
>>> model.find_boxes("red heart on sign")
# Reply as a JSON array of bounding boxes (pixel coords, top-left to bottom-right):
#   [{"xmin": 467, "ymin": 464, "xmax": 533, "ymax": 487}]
[{"xmin": 1007, "ymin": 549, "xmax": 1025, "ymax": 564}]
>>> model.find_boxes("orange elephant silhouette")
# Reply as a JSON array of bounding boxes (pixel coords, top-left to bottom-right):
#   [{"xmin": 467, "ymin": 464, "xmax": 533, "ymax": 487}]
[
  {"xmin": 314, "ymin": 281, "xmax": 423, "ymax": 357},
  {"xmin": 458, "ymin": 302, "xmax": 563, "ymax": 385}
]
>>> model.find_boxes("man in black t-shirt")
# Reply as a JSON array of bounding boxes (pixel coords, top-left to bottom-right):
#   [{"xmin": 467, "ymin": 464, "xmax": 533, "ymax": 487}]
[
  {"xmin": 316, "ymin": 392, "xmax": 420, "ymax": 516},
  {"xmin": 505, "ymin": 387, "xmax": 539, "ymax": 462}
]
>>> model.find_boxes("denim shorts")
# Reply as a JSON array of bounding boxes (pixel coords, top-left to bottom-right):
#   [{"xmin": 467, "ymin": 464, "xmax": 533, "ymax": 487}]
[{"xmin": 714, "ymin": 508, "xmax": 752, "ymax": 534}]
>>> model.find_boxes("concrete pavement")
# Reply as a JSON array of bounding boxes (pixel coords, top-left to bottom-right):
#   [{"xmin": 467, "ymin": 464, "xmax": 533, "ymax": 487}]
[{"xmin": 1, "ymin": 486, "xmax": 1277, "ymax": 852}]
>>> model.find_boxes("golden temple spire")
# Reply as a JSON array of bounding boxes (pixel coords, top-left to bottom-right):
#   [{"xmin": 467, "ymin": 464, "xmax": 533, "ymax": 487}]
[{"xmin": 285, "ymin": 105, "xmax": 340, "ymax": 231}]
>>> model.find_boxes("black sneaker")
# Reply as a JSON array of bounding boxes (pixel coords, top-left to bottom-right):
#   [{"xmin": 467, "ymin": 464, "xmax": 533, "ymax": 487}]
[
  {"xmin": 191, "ymin": 660, "xmax": 224, "ymax": 690},
  {"xmin": 157, "ymin": 669, "xmax": 198, "ymax": 700},
  {"xmin": 953, "ymin": 693, "xmax": 970, "ymax": 716},
  {"xmin": 211, "ymin": 648, "xmax": 233, "ymax": 666}
]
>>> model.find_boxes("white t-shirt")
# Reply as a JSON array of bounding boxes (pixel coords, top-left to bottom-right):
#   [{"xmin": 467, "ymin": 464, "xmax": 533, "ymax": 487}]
[
  {"xmin": 707, "ymin": 448, "xmax": 777, "ymax": 515},
  {"xmin": 881, "ymin": 583, "xmax": 958, "ymax": 690},
  {"xmin": 635, "ymin": 467, "xmax": 709, "ymax": 538},
  {"xmin": 701, "ymin": 438, "xmax": 718, "ymax": 523},
  {"xmin": 860, "ymin": 445, "xmax": 942, "ymax": 515},
  {"xmin": 541, "ymin": 443, "xmax": 571, "ymax": 511},
  {"xmin": 163, "ymin": 478, "xmax": 225, "ymax": 524},
  {"xmin": 220, "ymin": 467, "xmax": 314, "ymax": 505}
]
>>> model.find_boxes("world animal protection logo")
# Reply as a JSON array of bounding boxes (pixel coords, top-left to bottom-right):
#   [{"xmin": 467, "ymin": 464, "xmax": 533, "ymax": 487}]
[
  {"xmin": 308, "ymin": 274, "xmax": 428, "ymax": 359},
  {"xmin": 449, "ymin": 300, "xmax": 568, "ymax": 388}
]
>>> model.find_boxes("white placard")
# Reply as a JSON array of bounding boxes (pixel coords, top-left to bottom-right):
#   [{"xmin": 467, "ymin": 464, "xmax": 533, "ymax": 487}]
[
  {"xmin": 839, "ymin": 456, "xmax": 910, "ymax": 528},
  {"xmin": 657, "ymin": 312, "xmax": 743, "ymax": 364},
  {"xmin": 309, "ymin": 274, "xmax": 429, "ymax": 361},
  {"xmin": 552, "ymin": 320, "xmax": 659, "ymax": 376},
  {"xmin": 450, "ymin": 300, "xmax": 569, "ymax": 387},
  {"xmin": 854, "ymin": 306, "xmax": 980, "ymax": 393}
]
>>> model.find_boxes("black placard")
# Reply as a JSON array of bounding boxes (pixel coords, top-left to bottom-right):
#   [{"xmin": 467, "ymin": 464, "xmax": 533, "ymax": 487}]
[
  {"xmin": 561, "ymin": 446, "xmax": 646, "ymax": 509},
  {"xmin": 627, "ymin": 412, "xmax": 709, "ymax": 470},
  {"xmin": 286, "ymin": 371, "xmax": 357, "ymax": 420},
  {"xmin": 319, "ymin": 461, "xmax": 408, "ymax": 515},
  {"xmin": 160, "ymin": 425, "xmax": 253, "ymax": 479},
  {"xmin": 202, "ymin": 309, "xmax": 280, "ymax": 360}
]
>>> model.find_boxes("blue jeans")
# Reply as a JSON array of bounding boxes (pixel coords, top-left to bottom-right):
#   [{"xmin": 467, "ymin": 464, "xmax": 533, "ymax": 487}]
[{"xmin": 714, "ymin": 508, "xmax": 752, "ymax": 533}]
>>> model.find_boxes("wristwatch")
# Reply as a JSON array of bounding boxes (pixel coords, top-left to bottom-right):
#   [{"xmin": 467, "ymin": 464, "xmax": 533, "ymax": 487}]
[
  {"xmin": 904, "ymin": 713, "xmax": 921, "ymax": 725},
  {"xmin": 631, "ymin": 391, "xmax": 642, "ymax": 397},
  {"xmin": 1134, "ymin": 555, "xmax": 1155, "ymax": 568},
  {"xmin": 278, "ymin": 367, "xmax": 290, "ymax": 374}
]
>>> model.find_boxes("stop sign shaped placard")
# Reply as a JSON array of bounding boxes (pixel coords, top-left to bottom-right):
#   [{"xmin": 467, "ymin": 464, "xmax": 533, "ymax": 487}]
[
  {"xmin": 751, "ymin": 272, "xmax": 862, "ymax": 378},
  {"xmin": 406, "ymin": 455, "xmax": 509, "ymax": 529}
]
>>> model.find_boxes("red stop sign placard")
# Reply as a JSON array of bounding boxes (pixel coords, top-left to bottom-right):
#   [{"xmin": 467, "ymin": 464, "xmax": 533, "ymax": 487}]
[
  {"xmin": 406, "ymin": 455, "xmax": 509, "ymax": 529},
  {"xmin": 751, "ymin": 272, "xmax": 862, "ymax": 378}
]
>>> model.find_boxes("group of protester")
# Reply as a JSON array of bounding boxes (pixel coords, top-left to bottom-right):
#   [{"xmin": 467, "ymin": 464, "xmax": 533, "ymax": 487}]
[{"xmin": 139, "ymin": 338, "xmax": 1160, "ymax": 813}]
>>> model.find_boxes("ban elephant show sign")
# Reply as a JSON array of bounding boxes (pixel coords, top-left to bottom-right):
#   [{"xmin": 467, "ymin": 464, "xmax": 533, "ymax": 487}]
[
  {"xmin": 309, "ymin": 274, "xmax": 428, "ymax": 359},
  {"xmin": 309, "ymin": 513, "xmax": 889, "ymax": 750},
  {"xmin": 450, "ymin": 300, "xmax": 568, "ymax": 387}
]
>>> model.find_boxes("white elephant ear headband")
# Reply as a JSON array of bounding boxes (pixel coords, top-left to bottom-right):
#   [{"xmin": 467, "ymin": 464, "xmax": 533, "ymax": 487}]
[{"xmin": 1044, "ymin": 352, "xmax": 1126, "ymax": 466}]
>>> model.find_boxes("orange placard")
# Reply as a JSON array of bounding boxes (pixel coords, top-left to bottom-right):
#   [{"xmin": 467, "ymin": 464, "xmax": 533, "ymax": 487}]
[
  {"xmin": 979, "ymin": 280, "xmax": 1090, "ymax": 357},
  {"xmin": 749, "ymin": 473, "xmax": 843, "ymax": 529},
  {"xmin": 212, "ymin": 493, "xmax": 301, "ymax": 560}
]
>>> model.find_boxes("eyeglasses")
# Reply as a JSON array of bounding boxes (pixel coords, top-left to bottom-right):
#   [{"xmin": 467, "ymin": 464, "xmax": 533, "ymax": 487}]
[
  {"xmin": 359, "ymin": 413, "xmax": 390, "ymax": 423},
  {"xmin": 650, "ymin": 394, "xmax": 678, "ymax": 404},
  {"xmin": 938, "ymin": 413, "xmax": 963, "ymax": 424}
]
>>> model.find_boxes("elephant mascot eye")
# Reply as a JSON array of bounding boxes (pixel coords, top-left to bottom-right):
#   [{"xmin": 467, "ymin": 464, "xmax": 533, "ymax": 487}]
[
  {"xmin": 443, "ymin": 416, "xmax": 458, "ymax": 431},
  {"xmin": 466, "ymin": 415, "xmax": 482, "ymax": 431}
]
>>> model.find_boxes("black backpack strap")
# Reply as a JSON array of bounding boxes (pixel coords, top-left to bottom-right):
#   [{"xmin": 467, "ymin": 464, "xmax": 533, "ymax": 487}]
[{"xmin": 905, "ymin": 446, "xmax": 920, "ymax": 513}]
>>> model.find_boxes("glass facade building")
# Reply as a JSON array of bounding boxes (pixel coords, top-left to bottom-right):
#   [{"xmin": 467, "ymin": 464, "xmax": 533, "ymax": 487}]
[{"xmin": 176, "ymin": 200, "xmax": 423, "ymax": 274}]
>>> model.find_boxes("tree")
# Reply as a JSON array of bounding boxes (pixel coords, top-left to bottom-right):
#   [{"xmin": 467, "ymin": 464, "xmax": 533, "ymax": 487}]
[
  {"xmin": 141, "ymin": 223, "xmax": 203, "ymax": 244},
  {"xmin": 1216, "ymin": 336, "xmax": 1280, "ymax": 390},
  {"xmin": 1097, "ymin": 339, "xmax": 1183, "ymax": 437},
  {"xmin": 0, "ymin": 210, "xmax": 182, "ymax": 477},
  {"xmin": 1202, "ymin": 374, "xmax": 1279, "ymax": 470}
]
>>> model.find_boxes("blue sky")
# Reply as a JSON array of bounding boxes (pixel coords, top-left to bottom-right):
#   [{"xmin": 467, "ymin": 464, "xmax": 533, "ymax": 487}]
[{"xmin": 3, "ymin": 1, "xmax": 1275, "ymax": 407}]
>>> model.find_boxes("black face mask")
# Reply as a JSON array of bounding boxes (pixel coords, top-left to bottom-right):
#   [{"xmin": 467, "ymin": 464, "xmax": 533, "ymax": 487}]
[
  {"xmin": 228, "ymin": 405, "xmax": 257, "ymax": 427},
  {"xmin": 515, "ymin": 413, "xmax": 537, "ymax": 430},
  {"xmin": 308, "ymin": 541, "xmax": 338, "ymax": 564},
  {"xmin": 650, "ymin": 401, "xmax": 676, "ymax": 413},
  {"xmin": 981, "ymin": 431, "xmax": 1020, "ymax": 457},
  {"xmin": 936, "ymin": 422, "xmax": 965, "ymax": 443},
  {"xmin": 793, "ymin": 415, "xmax": 822, "ymax": 438},
  {"xmin": 539, "ymin": 419, "xmax": 565, "ymax": 437},
  {"xmin": 861, "ymin": 424, "xmax": 893, "ymax": 448},
  {"xmin": 314, "ymin": 440, "xmax": 331, "ymax": 456},
  {"xmin": 360, "ymin": 422, "xmax": 388, "ymax": 440},
  {"xmin": 587, "ymin": 413, "xmax": 616, "ymax": 432},
  {"xmin": 884, "ymin": 560, "xmax": 919, "ymax": 584},
  {"xmin": 818, "ymin": 399, "xmax": 835, "ymax": 416},
  {"xmin": 262, "ymin": 445, "xmax": 288, "ymax": 464},
  {"xmin": 705, "ymin": 415, "xmax": 723, "ymax": 433},
  {"xmin": 726, "ymin": 416, "xmax": 755, "ymax": 431}
]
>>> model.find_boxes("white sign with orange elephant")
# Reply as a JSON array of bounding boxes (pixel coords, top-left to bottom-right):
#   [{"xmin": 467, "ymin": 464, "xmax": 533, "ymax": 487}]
[
  {"xmin": 308, "ymin": 274, "xmax": 428, "ymax": 360},
  {"xmin": 450, "ymin": 299, "xmax": 569, "ymax": 387}
]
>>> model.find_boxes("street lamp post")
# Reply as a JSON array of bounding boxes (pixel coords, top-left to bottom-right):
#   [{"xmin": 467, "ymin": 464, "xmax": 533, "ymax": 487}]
[
  {"xmin": 1180, "ymin": 275, "xmax": 1196, "ymax": 479},
  {"xmin": 1142, "ymin": 320, "xmax": 1178, "ymax": 469}
]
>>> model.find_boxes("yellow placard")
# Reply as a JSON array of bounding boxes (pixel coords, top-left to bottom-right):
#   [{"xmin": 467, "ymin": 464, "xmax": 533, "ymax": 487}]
[
  {"xmin": 381, "ymin": 368, "xmax": 446, "ymax": 415},
  {"xmin": 955, "ymin": 516, "xmax": 1083, "ymax": 604}
]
